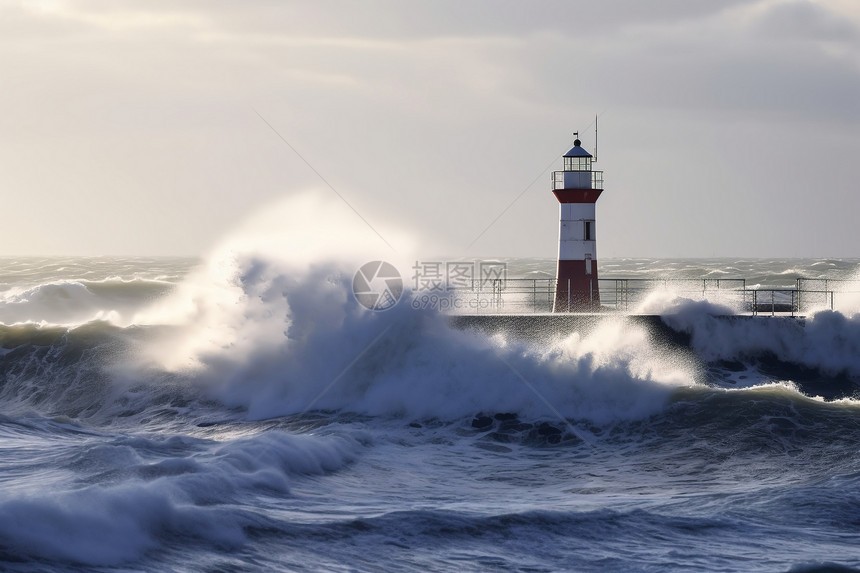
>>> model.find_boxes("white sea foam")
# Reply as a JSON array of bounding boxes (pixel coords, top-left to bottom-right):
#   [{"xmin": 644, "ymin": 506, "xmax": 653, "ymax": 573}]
[
  {"xmin": 830, "ymin": 267, "xmax": 860, "ymax": 315},
  {"xmin": 136, "ymin": 255, "xmax": 693, "ymax": 423},
  {"xmin": 660, "ymin": 304, "xmax": 860, "ymax": 377},
  {"xmin": 125, "ymin": 193, "xmax": 695, "ymax": 425},
  {"xmin": 3, "ymin": 254, "xmax": 860, "ymax": 571},
  {"xmin": 132, "ymin": 191, "xmax": 413, "ymax": 370},
  {"xmin": 0, "ymin": 277, "xmax": 172, "ymax": 326},
  {"xmin": 634, "ymin": 288, "xmax": 738, "ymax": 316}
]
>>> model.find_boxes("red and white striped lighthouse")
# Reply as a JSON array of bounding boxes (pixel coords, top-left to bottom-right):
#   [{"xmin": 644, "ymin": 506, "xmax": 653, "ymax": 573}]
[{"xmin": 552, "ymin": 136, "xmax": 604, "ymax": 312}]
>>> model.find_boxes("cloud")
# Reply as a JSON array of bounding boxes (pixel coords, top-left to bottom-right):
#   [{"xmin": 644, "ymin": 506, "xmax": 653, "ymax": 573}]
[
  {"xmin": 753, "ymin": 0, "xmax": 860, "ymax": 41},
  {"xmin": 5, "ymin": 0, "xmax": 756, "ymax": 40},
  {"xmin": 0, "ymin": 0, "xmax": 858, "ymax": 256}
]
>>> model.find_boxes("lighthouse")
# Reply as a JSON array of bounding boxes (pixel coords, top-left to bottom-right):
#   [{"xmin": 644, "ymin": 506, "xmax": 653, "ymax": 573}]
[{"xmin": 552, "ymin": 136, "xmax": 603, "ymax": 312}]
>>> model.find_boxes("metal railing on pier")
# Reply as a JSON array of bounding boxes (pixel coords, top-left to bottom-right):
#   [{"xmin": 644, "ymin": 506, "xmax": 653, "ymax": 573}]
[{"xmin": 434, "ymin": 277, "xmax": 860, "ymax": 316}]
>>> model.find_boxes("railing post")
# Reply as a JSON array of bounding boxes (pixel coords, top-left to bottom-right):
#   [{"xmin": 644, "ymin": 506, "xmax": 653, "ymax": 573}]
[
  {"xmin": 567, "ymin": 278, "xmax": 571, "ymax": 313},
  {"xmin": 796, "ymin": 278, "xmax": 801, "ymax": 314}
]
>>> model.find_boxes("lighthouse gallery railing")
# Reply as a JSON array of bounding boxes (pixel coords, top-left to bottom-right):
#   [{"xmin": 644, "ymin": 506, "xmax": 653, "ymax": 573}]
[
  {"xmin": 552, "ymin": 171, "xmax": 604, "ymax": 190},
  {"xmin": 438, "ymin": 277, "xmax": 859, "ymax": 316}
]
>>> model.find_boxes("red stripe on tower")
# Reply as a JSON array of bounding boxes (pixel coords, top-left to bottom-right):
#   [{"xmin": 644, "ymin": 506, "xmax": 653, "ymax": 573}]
[{"xmin": 552, "ymin": 137, "xmax": 603, "ymax": 312}]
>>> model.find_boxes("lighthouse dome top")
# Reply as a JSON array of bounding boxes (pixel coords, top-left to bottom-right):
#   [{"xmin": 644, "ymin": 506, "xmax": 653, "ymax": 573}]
[{"xmin": 563, "ymin": 140, "xmax": 593, "ymax": 158}]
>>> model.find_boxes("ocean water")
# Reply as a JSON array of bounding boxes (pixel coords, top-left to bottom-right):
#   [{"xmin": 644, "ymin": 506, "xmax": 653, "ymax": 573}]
[{"xmin": 2, "ymin": 247, "xmax": 860, "ymax": 572}]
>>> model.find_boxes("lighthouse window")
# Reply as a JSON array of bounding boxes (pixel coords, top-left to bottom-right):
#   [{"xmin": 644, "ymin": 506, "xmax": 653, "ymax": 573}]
[
  {"xmin": 584, "ymin": 221, "xmax": 595, "ymax": 241},
  {"xmin": 564, "ymin": 157, "xmax": 592, "ymax": 172}
]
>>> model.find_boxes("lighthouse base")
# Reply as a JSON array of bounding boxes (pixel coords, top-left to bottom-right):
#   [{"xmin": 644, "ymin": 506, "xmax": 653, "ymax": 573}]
[{"xmin": 553, "ymin": 259, "xmax": 600, "ymax": 313}]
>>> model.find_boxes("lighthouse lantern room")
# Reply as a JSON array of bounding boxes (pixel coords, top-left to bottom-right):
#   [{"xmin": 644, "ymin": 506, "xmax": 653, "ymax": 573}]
[{"xmin": 552, "ymin": 135, "xmax": 603, "ymax": 312}]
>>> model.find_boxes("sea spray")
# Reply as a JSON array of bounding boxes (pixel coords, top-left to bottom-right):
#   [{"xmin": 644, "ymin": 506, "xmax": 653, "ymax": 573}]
[
  {"xmin": 661, "ymin": 308, "xmax": 860, "ymax": 378},
  {"xmin": 115, "ymin": 192, "xmax": 691, "ymax": 423},
  {"xmin": 132, "ymin": 191, "xmax": 413, "ymax": 371},
  {"xmin": 134, "ymin": 260, "xmax": 694, "ymax": 423},
  {"xmin": 2, "ymin": 256, "xmax": 860, "ymax": 571}
]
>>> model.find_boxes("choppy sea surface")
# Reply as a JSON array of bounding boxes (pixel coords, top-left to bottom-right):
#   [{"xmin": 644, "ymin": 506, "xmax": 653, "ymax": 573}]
[{"xmin": 2, "ymin": 253, "xmax": 860, "ymax": 572}]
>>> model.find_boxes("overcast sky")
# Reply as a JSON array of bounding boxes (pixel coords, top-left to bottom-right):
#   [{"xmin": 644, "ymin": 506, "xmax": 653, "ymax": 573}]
[{"xmin": 2, "ymin": 0, "xmax": 859, "ymax": 258}]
